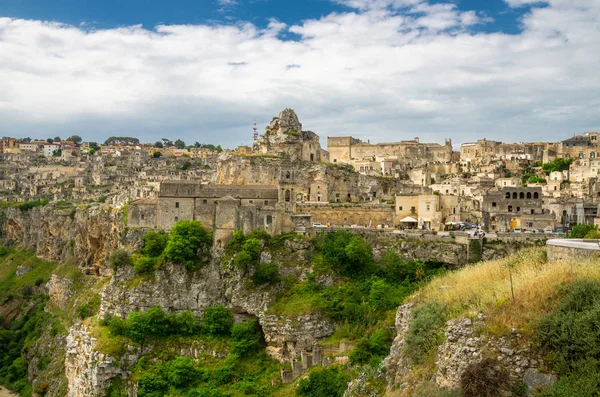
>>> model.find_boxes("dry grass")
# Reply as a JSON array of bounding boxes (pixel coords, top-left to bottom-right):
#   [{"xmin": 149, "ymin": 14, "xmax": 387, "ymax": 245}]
[{"xmin": 412, "ymin": 248, "xmax": 600, "ymax": 335}]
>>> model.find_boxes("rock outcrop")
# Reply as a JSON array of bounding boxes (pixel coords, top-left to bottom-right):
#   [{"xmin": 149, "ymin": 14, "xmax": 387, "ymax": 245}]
[
  {"xmin": 65, "ymin": 325, "xmax": 140, "ymax": 397},
  {"xmin": 1, "ymin": 204, "xmax": 136, "ymax": 275}
]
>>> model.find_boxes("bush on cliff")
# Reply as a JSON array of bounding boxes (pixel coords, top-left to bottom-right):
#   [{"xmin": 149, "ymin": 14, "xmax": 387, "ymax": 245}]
[
  {"xmin": 164, "ymin": 220, "xmax": 212, "ymax": 270},
  {"xmin": 230, "ymin": 319, "xmax": 261, "ymax": 356},
  {"xmin": 253, "ymin": 262, "xmax": 279, "ymax": 285},
  {"xmin": 296, "ymin": 366, "xmax": 351, "ymax": 397},
  {"xmin": 404, "ymin": 302, "xmax": 447, "ymax": 365},
  {"xmin": 142, "ymin": 230, "xmax": 169, "ymax": 257},
  {"xmin": 315, "ymin": 230, "xmax": 373, "ymax": 277},
  {"xmin": 109, "ymin": 249, "xmax": 133, "ymax": 269},
  {"xmin": 202, "ymin": 305, "xmax": 233, "ymax": 336},
  {"xmin": 133, "ymin": 256, "xmax": 156, "ymax": 274}
]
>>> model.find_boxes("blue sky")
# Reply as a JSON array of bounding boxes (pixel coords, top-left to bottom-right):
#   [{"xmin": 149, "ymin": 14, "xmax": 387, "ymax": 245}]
[
  {"xmin": 0, "ymin": 0, "xmax": 598, "ymax": 148},
  {"xmin": 0, "ymin": 0, "xmax": 530, "ymax": 34}
]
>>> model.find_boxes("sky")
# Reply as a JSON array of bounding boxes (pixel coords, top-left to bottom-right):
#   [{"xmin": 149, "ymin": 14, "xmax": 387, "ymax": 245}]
[{"xmin": 0, "ymin": 0, "xmax": 599, "ymax": 149}]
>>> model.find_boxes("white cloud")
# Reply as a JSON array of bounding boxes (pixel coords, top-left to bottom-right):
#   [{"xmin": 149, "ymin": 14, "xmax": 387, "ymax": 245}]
[
  {"xmin": 0, "ymin": 0, "xmax": 599, "ymax": 148},
  {"xmin": 504, "ymin": 0, "xmax": 548, "ymax": 8}
]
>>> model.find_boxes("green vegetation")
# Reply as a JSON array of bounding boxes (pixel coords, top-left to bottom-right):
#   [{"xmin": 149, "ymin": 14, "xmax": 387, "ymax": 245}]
[
  {"xmin": 568, "ymin": 224, "xmax": 600, "ymax": 239},
  {"xmin": 542, "ymin": 158, "xmax": 573, "ymax": 175},
  {"xmin": 404, "ymin": 302, "xmax": 447, "ymax": 365},
  {"xmin": 109, "ymin": 249, "xmax": 133, "ymax": 269},
  {"xmin": 536, "ymin": 281, "xmax": 600, "ymax": 395},
  {"xmin": 202, "ymin": 306, "xmax": 233, "ymax": 336},
  {"xmin": 296, "ymin": 366, "xmax": 351, "ymax": 397},
  {"xmin": 0, "ymin": 249, "xmax": 62, "ymax": 396},
  {"xmin": 164, "ymin": 221, "xmax": 212, "ymax": 270},
  {"xmin": 0, "ymin": 200, "xmax": 50, "ymax": 211}
]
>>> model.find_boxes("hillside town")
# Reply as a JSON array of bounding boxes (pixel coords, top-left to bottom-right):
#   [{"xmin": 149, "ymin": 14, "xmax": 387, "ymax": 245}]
[{"xmin": 1, "ymin": 109, "xmax": 598, "ymax": 236}]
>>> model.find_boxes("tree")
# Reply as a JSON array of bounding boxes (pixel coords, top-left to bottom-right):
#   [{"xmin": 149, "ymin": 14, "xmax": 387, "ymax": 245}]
[
  {"xmin": 162, "ymin": 138, "xmax": 173, "ymax": 147},
  {"xmin": 142, "ymin": 231, "xmax": 169, "ymax": 257},
  {"xmin": 166, "ymin": 357, "xmax": 197, "ymax": 388},
  {"xmin": 46, "ymin": 138, "xmax": 53, "ymax": 143},
  {"xmin": 53, "ymin": 136, "xmax": 61, "ymax": 142},
  {"xmin": 66, "ymin": 135, "xmax": 82, "ymax": 145},
  {"xmin": 202, "ymin": 305, "xmax": 232, "ymax": 336},
  {"xmin": 153, "ymin": 151, "xmax": 162, "ymax": 158},
  {"xmin": 174, "ymin": 139, "xmax": 186, "ymax": 149},
  {"xmin": 543, "ymin": 158, "xmax": 573, "ymax": 175},
  {"xmin": 154, "ymin": 141, "xmax": 164, "ymax": 148},
  {"xmin": 89, "ymin": 142, "xmax": 100, "ymax": 151},
  {"xmin": 296, "ymin": 366, "xmax": 350, "ymax": 397},
  {"xmin": 164, "ymin": 220, "xmax": 212, "ymax": 269},
  {"xmin": 215, "ymin": 145, "xmax": 223, "ymax": 153},
  {"xmin": 231, "ymin": 319, "xmax": 261, "ymax": 356},
  {"xmin": 109, "ymin": 249, "xmax": 133, "ymax": 269}
]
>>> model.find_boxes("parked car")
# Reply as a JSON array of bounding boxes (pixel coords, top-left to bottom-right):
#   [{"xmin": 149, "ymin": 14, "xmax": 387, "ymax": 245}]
[
  {"xmin": 544, "ymin": 229, "xmax": 554, "ymax": 234},
  {"xmin": 312, "ymin": 222, "xmax": 328, "ymax": 228},
  {"xmin": 536, "ymin": 229, "xmax": 544, "ymax": 233},
  {"xmin": 512, "ymin": 228, "xmax": 522, "ymax": 233}
]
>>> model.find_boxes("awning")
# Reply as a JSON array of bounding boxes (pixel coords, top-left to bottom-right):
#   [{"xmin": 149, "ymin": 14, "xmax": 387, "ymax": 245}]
[{"xmin": 400, "ymin": 216, "xmax": 418, "ymax": 223}]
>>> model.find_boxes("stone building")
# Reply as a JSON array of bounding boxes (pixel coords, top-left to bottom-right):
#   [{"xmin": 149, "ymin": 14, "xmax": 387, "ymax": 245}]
[
  {"xmin": 128, "ymin": 181, "xmax": 282, "ymax": 245},
  {"xmin": 482, "ymin": 187, "xmax": 553, "ymax": 232},
  {"xmin": 327, "ymin": 136, "xmax": 452, "ymax": 171}
]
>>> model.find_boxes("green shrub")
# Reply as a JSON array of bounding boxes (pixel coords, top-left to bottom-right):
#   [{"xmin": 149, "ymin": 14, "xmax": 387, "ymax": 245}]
[
  {"xmin": 242, "ymin": 238, "xmax": 262, "ymax": 262},
  {"xmin": 75, "ymin": 303, "xmax": 93, "ymax": 319},
  {"xmin": 164, "ymin": 220, "xmax": 212, "ymax": 269},
  {"xmin": 253, "ymin": 262, "xmax": 279, "ymax": 285},
  {"xmin": 315, "ymin": 230, "xmax": 373, "ymax": 277},
  {"xmin": 231, "ymin": 319, "xmax": 261, "ymax": 356},
  {"xmin": 202, "ymin": 305, "xmax": 233, "ymax": 336},
  {"xmin": 0, "ymin": 247, "xmax": 9, "ymax": 256},
  {"xmin": 142, "ymin": 230, "xmax": 169, "ymax": 257},
  {"xmin": 186, "ymin": 388, "xmax": 226, "ymax": 397},
  {"xmin": 538, "ymin": 360, "xmax": 600, "ymax": 396},
  {"xmin": 109, "ymin": 249, "xmax": 133, "ymax": 269},
  {"xmin": 233, "ymin": 251, "xmax": 253, "ymax": 270},
  {"xmin": 537, "ymin": 281, "xmax": 600, "ymax": 373},
  {"xmin": 404, "ymin": 302, "xmax": 447, "ymax": 365},
  {"xmin": 296, "ymin": 366, "xmax": 350, "ymax": 397},
  {"xmin": 166, "ymin": 356, "xmax": 197, "ymax": 388},
  {"xmin": 369, "ymin": 279, "xmax": 399, "ymax": 310},
  {"xmin": 137, "ymin": 375, "xmax": 168, "ymax": 397},
  {"xmin": 349, "ymin": 330, "xmax": 391, "ymax": 365},
  {"xmin": 170, "ymin": 311, "xmax": 200, "ymax": 335},
  {"xmin": 460, "ymin": 358, "xmax": 509, "ymax": 397},
  {"xmin": 133, "ymin": 256, "xmax": 156, "ymax": 274},
  {"xmin": 568, "ymin": 224, "xmax": 597, "ymax": 239}
]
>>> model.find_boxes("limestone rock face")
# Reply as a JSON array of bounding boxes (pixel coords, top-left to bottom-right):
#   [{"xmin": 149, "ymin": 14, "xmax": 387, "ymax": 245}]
[
  {"xmin": 65, "ymin": 325, "xmax": 136, "ymax": 397},
  {"xmin": 100, "ymin": 246, "xmax": 335, "ymax": 364},
  {"xmin": 1, "ymin": 204, "xmax": 135, "ymax": 275},
  {"xmin": 266, "ymin": 108, "xmax": 303, "ymax": 136},
  {"xmin": 383, "ymin": 304, "xmax": 414, "ymax": 390},
  {"xmin": 384, "ymin": 307, "xmax": 555, "ymax": 394}
]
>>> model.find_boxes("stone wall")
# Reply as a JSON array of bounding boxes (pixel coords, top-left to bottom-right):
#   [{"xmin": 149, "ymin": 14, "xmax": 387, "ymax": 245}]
[{"xmin": 546, "ymin": 239, "xmax": 600, "ymax": 261}]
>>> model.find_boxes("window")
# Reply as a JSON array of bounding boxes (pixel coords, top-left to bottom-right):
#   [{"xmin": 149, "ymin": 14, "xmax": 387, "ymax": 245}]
[
  {"xmin": 175, "ymin": 216, "xmax": 179, "ymax": 221},
  {"xmin": 264, "ymin": 200, "xmax": 269, "ymax": 205},
  {"xmin": 527, "ymin": 192, "xmax": 531, "ymax": 199},
  {"xmin": 266, "ymin": 215, "xmax": 273, "ymax": 225},
  {"xmin": 508, "ymin": 205, "xmax": 513, "ymax": 212},
  {"xmin": 333, "ymin": 159, "xmax": 337, "ymax": 162},
  {"xmin": 531, "ymin": 209, "xmax": 535, "ymax": 214},
  {"xmin": 141, "ymin": 214, "xmax": 145, "ymax": 220},
  {"xmin": 505, "ymin": 192, "xmax": 511, "ymax": 199},
  {"xmin": 534, "ymin": 192, "xmax": 539, "ymax": 199},
  {"xmin": 410, "ymin": 206, "xmax": 416, "ymax": 214},
  {"xmin": 175, "ymin": 202, "xmax": 179, "ymax": 208},
  {"xmin": 286, "ymin": 171, "xmax": 291, "ymax": 179},
  {"xmin": 592, "ymin": 152, "xmax": 596, "ymax": 158},
  {"xmin": 285, "ymin": 190, "xmax": 291, "ymax": 202},
  {"xmin": 517, "ymin": 207, "xmax": 521, "ymax": 213},
  {"xmin": 593, "ymin": 136, "xmax": 597, "ymax": 141},
  {"xmin": 310, "ymin": 153, "xmax": 314, "ymax": 161},
  {"xmin": 426, "ymin": 204, "xmax": 430, "ymax": 210},
  {"xmin": 203, "ymin": 199, "xmax": 207, "ymax": 204},
  {"xmin": 249, "ymin": 200, "xmax": 253, "ymax": 204},
  {"xmin": 520, "ymin": 192, "xmax": 525, "ymax": 199},
  {"xmin": 492, "ymin": 202, "xmax": 497, "ymax": 207},
  {"xmin": 399, "ymin": 206, "xmax": 403, "ymax": 210},
  {"xmin": 579, "ymin": 152, "xmax": 585, "ymax": 158},
  {"xmin": 512, "ymin": 192, "xmax": 518, "ymax": 199}
]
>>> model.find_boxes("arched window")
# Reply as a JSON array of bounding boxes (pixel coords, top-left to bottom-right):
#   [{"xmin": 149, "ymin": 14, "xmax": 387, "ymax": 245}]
[
  {"xmin": 527, "ymin": 192, "xmax": 532, "ymax": 199},
  {"xmin": 266, "ymin": 215, "xmax": 273, "ymax": 225},
  {"xmin": 520, "ymin": 192, "xmax": 525, "ymax": 199},
  {"xmin": 512, "ymin": 192, "xmax": 517, "ymax": 199},
  {"xmin": 285, "ymin": 190, "xmax": 291, "ymax": 202},
  {"xmin": 286, "ymin": 171, "xmax": 291, "ymax": 179},
  {"xmin": 579, "ymin": 152, "xmax": 585, "ymax": 158},
  {"xmin": 592, "ymin": 152, "xmax": 596, "ymax": 158},
  {"xmin": 505, "ymin": 192, "xmax": 511, "ymax": 199},
  {"xmin": 534, "ymin": 192, "xmax": 539, "ymax": 199}
]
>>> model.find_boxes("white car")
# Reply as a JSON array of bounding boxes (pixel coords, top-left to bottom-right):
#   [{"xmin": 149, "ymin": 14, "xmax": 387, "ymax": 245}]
[{"xmin": 312, "ymin": 222, "xmax": 328, "ymax": 228}]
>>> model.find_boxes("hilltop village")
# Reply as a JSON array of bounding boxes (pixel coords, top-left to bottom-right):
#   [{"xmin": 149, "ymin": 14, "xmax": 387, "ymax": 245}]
[{"xmin": 1, "ymin": 108, "xmax": 599, "ymax": 241}]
